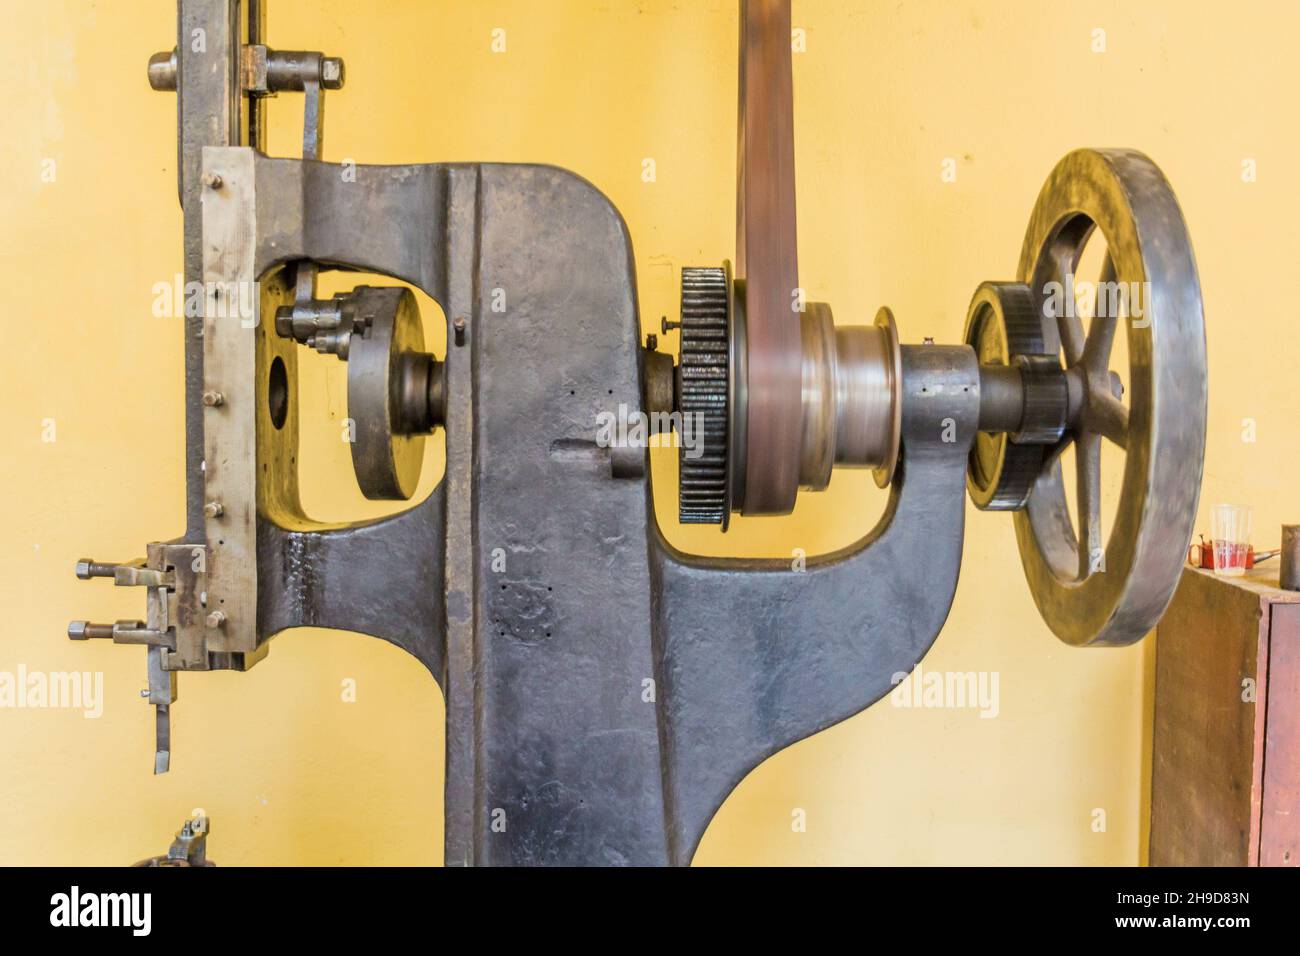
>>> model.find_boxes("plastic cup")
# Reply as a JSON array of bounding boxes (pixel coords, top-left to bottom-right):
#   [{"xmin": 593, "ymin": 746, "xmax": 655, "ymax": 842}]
[{"xmin": 1211, "ymin": 504, "xmax": 1252, "ymax": 577}]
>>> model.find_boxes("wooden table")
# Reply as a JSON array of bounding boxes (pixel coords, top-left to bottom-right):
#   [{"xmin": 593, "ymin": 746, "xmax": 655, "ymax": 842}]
[{"xmin": 1151, "ymin": 566, "xmax": 1300, "ymax": 865}]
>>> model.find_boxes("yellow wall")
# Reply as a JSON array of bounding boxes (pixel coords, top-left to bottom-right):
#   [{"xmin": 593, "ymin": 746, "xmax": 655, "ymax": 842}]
[{"xmin": 2, "ymin": 0, "xmax": 1295, "ymax": 865}]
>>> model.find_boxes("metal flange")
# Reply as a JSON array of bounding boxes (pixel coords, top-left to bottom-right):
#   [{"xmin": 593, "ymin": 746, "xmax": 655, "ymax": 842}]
[{"xmin": 347, "ymin": 286, "xmax": 438, "ymax": 500}]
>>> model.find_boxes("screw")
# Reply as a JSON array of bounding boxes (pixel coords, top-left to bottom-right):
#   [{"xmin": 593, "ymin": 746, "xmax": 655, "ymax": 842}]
[
  {"xmin": 201, "ymin": 171, "xmax": 223, "ymax": 189},
  {"xmin": 204, "ymin": 500, "xmax": 224, "ymax": 519},
  {"xmin": 205, "ymin": 610, "xmax": 227, "ymax": 629},
  {"xmin": 140, "ymin": 689, "xmax": 150, "ymax": 698},
  {"xmin": 453, "ymin": 317, "xmax": 467, "ymax": 347},
  {"xmin": 201, "ymin": 390, "xmax": 225, "ymax": 407},
  {"xmin": 661, "ymin": 317, "xmax": 681, "ymax": 334}
]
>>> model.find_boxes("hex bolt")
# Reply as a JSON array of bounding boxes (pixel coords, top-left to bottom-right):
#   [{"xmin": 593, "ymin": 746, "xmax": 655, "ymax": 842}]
[
  {"xmin": 140, "ymin": 689, "xmax": 150, "ymax": 698},
  {"xmin": 201, "ymin": 171, "xmax": 223, "ymax": 189},
  {"xmin": 67, "ymin": 621, "xmax": 115, "ymax": 640},
  {"xmin": 645, "ymin": 333, "xmax": 658, "ymax": 351},
  {"xmin": 204, "ymin": 500, "xmax": 225, "ymax": 519},
  {"xmin": 453, "ymin": 317, "xmax": 467, "ymax": 346},
  {"xmin": 321, "ymin": 57, "xmax": 345, "ymax": 89},
  {"xmin": 75, "ymin": 559, "xmax": 117, "ymax": 580},
  {"xmin": 201, "ymin": 390, "xmax": 225, "ymax": 407},
  {"xmin": 205, "ymin": 610, "xmax": 227, "ymax": 630}
]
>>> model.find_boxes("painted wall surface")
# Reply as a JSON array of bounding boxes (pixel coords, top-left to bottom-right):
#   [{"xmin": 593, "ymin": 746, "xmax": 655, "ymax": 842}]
[{"xmin": 2, "ymin": 0, "xmax": 1294, "ymax": 865}]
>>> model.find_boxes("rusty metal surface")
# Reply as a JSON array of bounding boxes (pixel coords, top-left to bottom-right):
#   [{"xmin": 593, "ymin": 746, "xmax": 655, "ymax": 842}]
[{"xmin": 256, "ymin": 496, "xmax": 445, "ymax": 677}]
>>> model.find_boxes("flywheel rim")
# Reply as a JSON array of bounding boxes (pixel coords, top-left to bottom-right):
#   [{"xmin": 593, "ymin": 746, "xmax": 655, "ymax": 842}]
[{"xmin": 1013, "ymin": 148, "xmax": 1207, "ymax": 647}]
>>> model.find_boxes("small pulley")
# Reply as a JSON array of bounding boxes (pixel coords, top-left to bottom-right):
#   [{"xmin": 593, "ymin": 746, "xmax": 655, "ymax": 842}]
[{"xmin": 276, "ymin": 283, "xmax": 444, "ymax": 500}]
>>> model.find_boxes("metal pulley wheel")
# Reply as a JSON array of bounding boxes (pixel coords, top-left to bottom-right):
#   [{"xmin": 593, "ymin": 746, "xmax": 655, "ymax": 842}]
[
  {"xmin": 346, "ymin": 286, "xmax": 443, "ymax": 500},
  {"xmin": 969, "ymin": 148, "xmax": 1207, "ymax": 647},
  {"xmin": 674, "ymin": 264, "xmax": 901, "ymax": 526}
]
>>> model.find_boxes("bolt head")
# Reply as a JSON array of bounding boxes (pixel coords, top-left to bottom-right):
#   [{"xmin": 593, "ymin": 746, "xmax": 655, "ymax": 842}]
[
  {"xmin": 67, "ymin": 621, "xmax": 88, "ymax": 640},
  {"xmin": 200, "ymin": 171, "xmax": 223, "ymax": 189},
  {"xmin": 75, "ymin": 560, "xmax": 92, "ymax": 579},
  {"xmin": 321, "ymin": 57, "xmax": 345, "ymax": 89},
  {"xmin": 204, "ymin": 500, "xmax": 224, "ymax": 519},
  {"xmin": 1108, "ymin": 370, "xmax": 1125, "ymax": 400},
  {"xmin": 147, "ymin": 50, "xmax": 178, "ymax": 92},
  {"xmin": 205, "ymin": 610, "xmax": 226, "ymax": 629},
  {"xmin": 201, "ymin": 390, "xmax": 224, "ymax": 407}
]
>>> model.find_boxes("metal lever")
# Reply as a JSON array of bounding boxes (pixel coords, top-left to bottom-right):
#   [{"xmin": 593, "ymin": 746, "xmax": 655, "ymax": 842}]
[{"xmin": 69, "ymin": 560, "xmax": 178, "ymax": 774}]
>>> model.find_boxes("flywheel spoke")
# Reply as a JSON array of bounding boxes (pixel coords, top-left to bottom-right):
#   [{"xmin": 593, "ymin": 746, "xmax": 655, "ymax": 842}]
[
  {"xmin": 1092, "ymin": 392, "xmax": 1129, "ymax": 450},
  {"xmin": 1082, "ymin": 253, "xmax": 1119, "ymax": 375},
  {"xmin": 1076, "ymin": 433, "xmax": 1103, "ymax": 578},
  {"xmin": 1059, "ymin": 312, "xmax": 1086, "ymax": 367}
]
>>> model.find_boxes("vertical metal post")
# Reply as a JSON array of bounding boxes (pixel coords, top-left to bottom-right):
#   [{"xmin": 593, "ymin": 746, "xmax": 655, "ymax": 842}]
[
  {"xmin": 440, "ymin": 168, "xmax": 481, "ymax": 866},
  {"xmin": 178, "ymin": 0, "xmax": 247, "ymax": 541}
]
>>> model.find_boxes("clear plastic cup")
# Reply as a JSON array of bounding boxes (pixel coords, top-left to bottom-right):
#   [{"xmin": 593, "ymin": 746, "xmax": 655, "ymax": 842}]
[{"xmin": 1212, "ymin": 504, "xmax": 1252, "ymax": 577}]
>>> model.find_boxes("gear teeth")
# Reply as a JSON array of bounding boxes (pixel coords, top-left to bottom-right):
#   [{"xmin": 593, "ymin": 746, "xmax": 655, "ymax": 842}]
[{"xmin": 677, "ymin": 267, "xmax": 730, "ymax": 525}]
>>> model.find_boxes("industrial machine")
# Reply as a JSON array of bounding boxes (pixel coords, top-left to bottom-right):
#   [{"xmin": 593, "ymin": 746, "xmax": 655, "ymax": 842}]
[
  {"xmin": 68, "ymin": 1, "xmax": 1206, "ymax": 865},
  {"xmin": 133, "ymin": 815, "xmax": 214, "ymax": 867}
]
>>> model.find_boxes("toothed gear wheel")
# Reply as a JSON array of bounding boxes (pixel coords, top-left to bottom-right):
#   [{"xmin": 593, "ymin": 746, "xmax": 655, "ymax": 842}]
[
  {"xmin": 676, "ymin": 267, "xmax": 730, "ymax": 524},
  {"xmin": 964, "ymin": 281, "xmax": 1065, "ymax": 511}
]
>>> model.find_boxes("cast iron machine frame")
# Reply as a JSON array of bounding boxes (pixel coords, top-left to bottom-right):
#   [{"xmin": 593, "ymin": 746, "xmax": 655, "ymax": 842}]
[{"xmin": 69, "ymin": 1, "xmax": 1207, "ymax": 866}]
